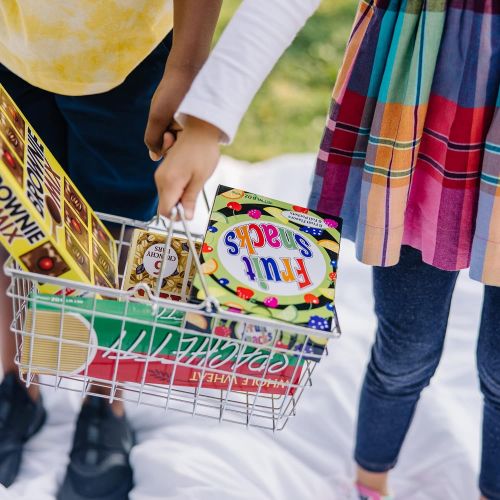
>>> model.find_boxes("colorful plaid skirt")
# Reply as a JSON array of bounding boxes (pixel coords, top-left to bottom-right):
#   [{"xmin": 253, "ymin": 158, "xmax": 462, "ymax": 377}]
[{"xmin": 310, "ymin": 0, "xmax": 500, "ymax": 285}]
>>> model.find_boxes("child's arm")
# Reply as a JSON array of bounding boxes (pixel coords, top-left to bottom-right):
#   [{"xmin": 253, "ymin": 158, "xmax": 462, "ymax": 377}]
[
  {"xmin": 154, "ymin": 0, "xmax": 321, "ymax": 219},
  {"xmin": 144, "ymin": 0, "xmax": 222, "ymax": 159}
]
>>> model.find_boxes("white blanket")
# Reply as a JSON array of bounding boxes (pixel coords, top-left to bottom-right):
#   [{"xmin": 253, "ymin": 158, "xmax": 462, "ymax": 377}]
[{"xmin": 3, "ymin": 155, "xmax": 483, "ymax": 500}]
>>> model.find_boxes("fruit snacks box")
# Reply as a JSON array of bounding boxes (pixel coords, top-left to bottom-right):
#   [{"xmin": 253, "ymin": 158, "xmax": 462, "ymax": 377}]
[
  {"xmin": 191, "ymin": 185, "xmax": 342, "ymax": 339},
  {"xmin": 22, "ymin": 295, "xmax": 303, "ymax": 395},
  {"xmin": 0, "ymin": 84, "xmax": 118, "ymax": 292},
  {"xmin": 123, "ymin": 229, "xmax": 201, "ymax": 301}
]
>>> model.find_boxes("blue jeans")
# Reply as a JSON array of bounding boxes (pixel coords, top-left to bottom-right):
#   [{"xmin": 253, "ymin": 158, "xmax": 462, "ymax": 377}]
[{"xmin": 355, "ymin": 246, "xmax": 500, "ymax": 499}]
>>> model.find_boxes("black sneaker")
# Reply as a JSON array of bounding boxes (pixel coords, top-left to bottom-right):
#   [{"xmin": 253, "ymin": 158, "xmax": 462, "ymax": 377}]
[
  {"xmin": 0, "ymin": 372, "xmax": 46, "ymax": 487},
  {"xmin": 57, "ymin": 396, "xmax": 135, "ymax": 500}
]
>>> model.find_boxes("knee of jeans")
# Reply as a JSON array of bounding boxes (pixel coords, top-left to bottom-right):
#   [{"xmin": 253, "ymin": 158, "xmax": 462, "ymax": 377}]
[
  {"xmin": 365, "ymin": 354, "xmax": 439, "ymax": 398},
  {"xmin": 478, "ymin": 354, "xmax": 500, "ymax": 408}
]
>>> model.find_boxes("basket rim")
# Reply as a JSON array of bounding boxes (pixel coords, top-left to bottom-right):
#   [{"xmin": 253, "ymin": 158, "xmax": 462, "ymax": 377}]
[{"xmin": 4, "ymin": 211, "xmax": 341, "ymax": 340}]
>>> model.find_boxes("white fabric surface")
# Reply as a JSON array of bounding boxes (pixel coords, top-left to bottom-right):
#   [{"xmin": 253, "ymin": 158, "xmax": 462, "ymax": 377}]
[
  {"xmin": 2, "ymin": 155, "xmax": 483, "ymax": 499},
  {"xmin": 176, "ymin": 0, "xmax": 320, "ymax": 144}
]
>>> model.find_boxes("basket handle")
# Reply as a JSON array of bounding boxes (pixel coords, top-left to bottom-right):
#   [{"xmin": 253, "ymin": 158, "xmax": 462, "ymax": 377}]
[{"xmin": 153, "ymin": 202, "xmax": 219, "ymax": 313}]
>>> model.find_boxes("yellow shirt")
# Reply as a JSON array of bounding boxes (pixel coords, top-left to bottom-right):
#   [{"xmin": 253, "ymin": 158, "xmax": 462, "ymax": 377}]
[{"xmin": 0, "ymin": 1, "xmax": 173, "ymax": 96}]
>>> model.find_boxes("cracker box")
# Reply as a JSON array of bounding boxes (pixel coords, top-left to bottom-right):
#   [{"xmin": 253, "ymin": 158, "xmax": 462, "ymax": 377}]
[
  {"xmin": 0, "ymin": 84, "xmax": 118, "ymax": 292},
  {"xmin": 123, "ymin": 229, "xmax": 201, "ymax": 300},
  {"xmin": 22, "ymin": 295, "xmax": 303, "ymax": 395},
  {"xmin": 191, "ymin": 185, "xmax": 342, "ymax": 357}
]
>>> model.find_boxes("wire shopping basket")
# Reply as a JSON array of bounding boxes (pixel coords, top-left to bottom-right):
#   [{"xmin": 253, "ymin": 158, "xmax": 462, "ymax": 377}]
[{"xmin": 4, "ymin": 205, "xmax": 341, "ymax": 431}]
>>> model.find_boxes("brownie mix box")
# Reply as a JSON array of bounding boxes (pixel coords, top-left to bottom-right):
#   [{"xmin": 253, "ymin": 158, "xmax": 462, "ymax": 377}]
[
  {"xmin": 0, "ymin": 84, "xmax": 118, "ymax": 292},
  {"xmin": 22, "ymin": 295, "xmax": 303, "ymax": 395},
  {"xmin": 191, "ymin": 185, "xmax": 342, "ymax": 360}
]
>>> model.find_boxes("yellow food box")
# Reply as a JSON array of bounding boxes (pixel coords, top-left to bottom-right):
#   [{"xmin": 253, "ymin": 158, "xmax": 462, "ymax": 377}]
[{"xmin": 0, "ymin": 84, "xmax": 118, "ymax": 292}]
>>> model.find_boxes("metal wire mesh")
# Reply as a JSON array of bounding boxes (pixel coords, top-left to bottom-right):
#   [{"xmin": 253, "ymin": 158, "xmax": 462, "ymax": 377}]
[{"xmin": 4, "ymin": 211, "xmax": 340, "ymax": 431}]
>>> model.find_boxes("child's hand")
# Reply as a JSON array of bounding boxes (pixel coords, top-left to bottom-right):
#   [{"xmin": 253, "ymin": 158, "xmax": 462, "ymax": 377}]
[
  {"xmin": 155, "ymin": 116, "xmax": 220, "ymax": 220},
  {"xmin": 144, "ymin": 67, "xmax": 198, "ymax": 160}
]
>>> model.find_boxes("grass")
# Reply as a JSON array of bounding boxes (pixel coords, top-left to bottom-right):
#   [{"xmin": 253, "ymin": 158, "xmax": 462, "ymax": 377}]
[{"xmin": 214, "ymin": 0, "xmax": 358, "ymax": 162}]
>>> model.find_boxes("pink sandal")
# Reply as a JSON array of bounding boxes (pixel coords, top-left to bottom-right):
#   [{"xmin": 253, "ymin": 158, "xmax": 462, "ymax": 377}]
[{"xmin": 356, "ymin": 483, "xmax": 394, "ymax": 500}]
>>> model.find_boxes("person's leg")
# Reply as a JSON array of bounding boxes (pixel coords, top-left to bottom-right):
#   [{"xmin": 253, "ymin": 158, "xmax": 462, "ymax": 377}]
[
  {"xmin": 477, "ymin": 284, "xmax": 500, "ymax": 500},
  {"xmin": 54, "ymin": 35, "xmax": 172, "ymax": 500},
  {"xmin": 0, "ymin": 65, "xmax": 68, "ymax": 486},
  {"xmin": 0, "ymin": 248, "xmax": 17, "ymax": 375},
  {"xmin": 355, "ymin": 246, "xmax": 459, "ymax": 496},
  {"xmin": 54, "ymin": 33, "xmax": 171, "ymax": 421},
  {"xmin": 0, "ymin": 64, "xmax": 68, "ymax": 386}
]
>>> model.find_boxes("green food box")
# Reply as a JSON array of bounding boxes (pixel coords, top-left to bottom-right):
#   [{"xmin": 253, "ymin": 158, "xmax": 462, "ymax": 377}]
[
  {"xmin": 191, "ymin": 186, "xmax": 342, "ymax": 358},
  {"xmin": 22, "ymin": 295, "xmax": 304, "ymax": 394}
]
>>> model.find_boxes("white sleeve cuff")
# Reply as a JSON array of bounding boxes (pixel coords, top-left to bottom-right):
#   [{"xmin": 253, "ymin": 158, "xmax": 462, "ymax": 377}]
[{"xmin": 175, "ymin": 99, "xmax": 234, "ymax": 145}]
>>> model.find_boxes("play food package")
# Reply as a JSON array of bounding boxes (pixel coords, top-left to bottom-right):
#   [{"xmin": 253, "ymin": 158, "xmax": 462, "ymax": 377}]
[
  {"xmin": 123, "ymin": 229, "xmax": 200, "ymax": 300},
  {"xmin": 191, "ymin": 185, "xmax": 342, "ymax": 338},
  {"xmin": 184, "ymin": 312, "xmax": 328, "ymax": 362},
  {"xmin": 22, "ymin": 295, "xmax": 304, "ymax": 394},
  {"xmin": 0, "ymin": 84, "xmax": 118, "ymax": 292}
]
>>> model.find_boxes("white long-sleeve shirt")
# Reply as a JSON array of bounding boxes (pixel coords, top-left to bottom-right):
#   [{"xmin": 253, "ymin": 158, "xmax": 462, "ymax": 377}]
[{"xmin": 175, "ymin": 0, "xmax": 321, "ymax": 144}]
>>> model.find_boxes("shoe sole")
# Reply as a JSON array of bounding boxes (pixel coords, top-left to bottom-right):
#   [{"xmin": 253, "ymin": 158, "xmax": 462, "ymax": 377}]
[{"xmin": 57, "ymin": 475, "xmax": 133, "ymax": 500}]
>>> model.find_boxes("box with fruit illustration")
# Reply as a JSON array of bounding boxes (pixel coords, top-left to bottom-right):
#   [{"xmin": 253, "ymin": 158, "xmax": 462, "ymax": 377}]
[
  {"xmin": 0, "ymin": 84, "xmax": 118, "ymax": 292},
  {"xmin": 191, "ymin": 185, "xmax": 342, "ymax": 360}
]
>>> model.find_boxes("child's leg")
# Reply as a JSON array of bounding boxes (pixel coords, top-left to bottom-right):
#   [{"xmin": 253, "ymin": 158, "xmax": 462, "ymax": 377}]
[
  {"xmin": 355, "ymin": 246, "xmax": 459, "ymax": 493},
  {"xmin": 0, "ymin": 248, "xmax": 17, "ymax": 374},
  {"xmin": 53, "ymin": 36, "xmax": 172, "ymax": 499},
  {"xmin": 0, "ymin": 66, "xmax": 69, "ymax": 487},
  {"xmin": 477, "ymin": 285, "xmax": 500, "ymax": 500},
  {"xmin": 0, "ymin": 65, "xmax": 68, "ymax": 388},
  {"xmin": 0, "ymin": 249, "xmax": 41, "ymax": 398},
  {"xmin": 0, "ymin": 63, "xmax": 126, "ymax": 410}
]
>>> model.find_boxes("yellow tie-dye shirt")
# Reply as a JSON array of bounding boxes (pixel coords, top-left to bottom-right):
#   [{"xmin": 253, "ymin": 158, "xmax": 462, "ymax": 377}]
[{"xmin": 0, "ymin": 1, "xmax": 173, "ymax": 96}]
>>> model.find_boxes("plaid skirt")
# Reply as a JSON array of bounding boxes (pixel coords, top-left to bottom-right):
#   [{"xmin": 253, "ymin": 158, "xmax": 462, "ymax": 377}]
[{"xmin": 310, "ymin": 0, "xmax": 500, "ymax": 285}]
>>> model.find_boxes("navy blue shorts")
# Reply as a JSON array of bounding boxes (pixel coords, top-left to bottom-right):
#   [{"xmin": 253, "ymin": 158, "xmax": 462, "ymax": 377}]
[{"xmin": 0, "ymin": 33, "xmax": 172, "ymax": 221}]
